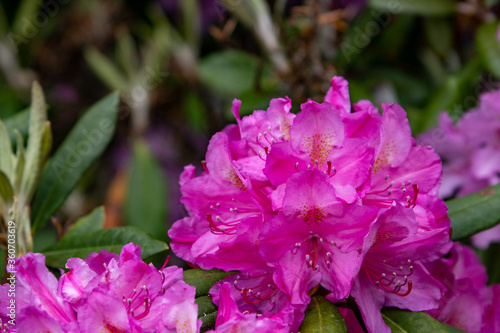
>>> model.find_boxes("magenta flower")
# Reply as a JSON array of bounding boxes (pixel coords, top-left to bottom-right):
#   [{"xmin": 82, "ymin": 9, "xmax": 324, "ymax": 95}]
[
  {"xmin": 170, "ymin": 75, "xmax": 451, "ymax": 331},
  {"xmin": 0, "ymin": 253, "xmax": 77, "ymax": 332},
  {"xmin": 425, "ymin": 242, "xmax": 489, "ymax": 332},
  {"xmin": 208, "ymin": 282, "xmax": 295, "ymax": 333},
  {"xmin": 1, "ymin": 243, "xmax": 200, "ymax": 333},
  {"xmin": 350, "ymin": 204, "xmax": 451, "ymax": 333},
  {"xmin": 419, "ymin": 89, "xmax": 500, "ymax": 248}
]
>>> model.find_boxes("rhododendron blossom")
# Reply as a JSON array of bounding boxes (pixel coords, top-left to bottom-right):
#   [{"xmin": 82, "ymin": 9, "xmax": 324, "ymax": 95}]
[
  {"xmin": 0, "ymin": 243, "xmax": 200, "ymax": 333},
  {"xmin": 419, "ymin": 88, "xmax": 500, "ymax": 248},
  {"xmin": 170, "ymin": 76, "xmax": 453, "ymax": 332}
]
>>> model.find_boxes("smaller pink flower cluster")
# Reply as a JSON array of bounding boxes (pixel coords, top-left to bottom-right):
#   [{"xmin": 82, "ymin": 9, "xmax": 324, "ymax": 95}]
[
  {"xmin": 0, "ymin": 243, "xmax": 200, "ymax": 333},
  {"xmin": 170, "ymin": 76, "xmax": 456, "ymax": 332},
  {"xmin": 419, "ymin": 88, "xmax": 500, "ymax": 249}
]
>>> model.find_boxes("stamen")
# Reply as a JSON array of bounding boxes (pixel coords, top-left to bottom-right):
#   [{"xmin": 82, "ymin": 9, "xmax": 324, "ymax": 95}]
[{"xmin": 201, "ymin": 160, "xmax": 209, "ymax": 174}]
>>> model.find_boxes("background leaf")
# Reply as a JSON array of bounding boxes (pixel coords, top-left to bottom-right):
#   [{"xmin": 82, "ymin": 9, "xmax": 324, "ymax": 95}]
[
  {"xmin": 31, "ymin": 92, "xmax": 119, "ymax": 233},
  {"xmin": 3, "ymin": 109, "xmax": 29, "ymax": 145},
  {"xmin": 447, "ymin": 183, "xmax": 500, "ymax": 240},
  {"xmin": 41, "ymin": 226, "xmax": 168, "ymax": 268},
  {"xmin": 476, "ymin": 21, "xmax": 500, "ymax": 79},
  {"xmin": 299, "ymin": 295, "xmax": 347, "ymax": 333},
  {"xmin": 381, "ymin": 308, "xmax": 465, "ymax": 332},
  {"xmin": 368, "ymin": 0, "xmax": 456, "ymax": 16},
  {"xmin": 199, "ymin": 50, "xmax": 259, "ymax": 97},
  {"xmin": 124, "ymin": 139, "xmax": 168, "ymax": 241},
  {"xmin": 64, "ymin": 206, "xmax": 105, "ymax": 239},
  {"xmin": 183, "ymin": 268, "xmax": 236, "ymax": 297}
]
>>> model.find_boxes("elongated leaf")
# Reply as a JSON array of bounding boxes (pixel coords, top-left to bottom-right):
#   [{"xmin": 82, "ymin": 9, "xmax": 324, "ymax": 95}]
[
  {"xmin": 0, "ymin": 170, "xmax": 13, "ymax": 203},
  {"xmin": 42, "ymin": 226, "xmax": 168, "ymax": 268},
  {"xmin": 84, "ymin": 48, "xmax": 128, "ymax": 90},
  {"xmin": 0, "ymin": 120, "xmax": 14, "ymax": 181},
  {"xmin": 31, "ymin": 92, "xmax": 119, "ymax": 233},
  {"xmin": 20, "ymin": 81, "xmax": 49, "ymax": 202},
  {"xmin": 447, "ymin": 183, "xmax": 500, "ymax": 240},
  {"xmin": 116, "ymin": 31, "xmax": 137, "ymax": 80},
  {"xmin": 199, "ymin": 50, "xmax": 259, "ymax": 97},
  {"xmin": 196, "ymin": 296, "xmax": 217, "ymax": 318},
  {"xmin": 369, "ymin": 0, "xmax": 456, "ymax": 16},
  {"xmin": 124, "ymin": 140, "xmax": 168, "ymax": 241},
  {"xmin": 12, "ymin": 0, "xmax": 41, "ymax": 36},
  {"xmin": 183, "ymin": 269, "xmax": 237, "ymax": 298},
  {"xmin": 64, "ymin": 206, "xmax": 105, "ymax": 239},
  {"xmin": 3, "ymin": 109, "xmax": 29, "ymax": 144},
  {"xmin": 381, "ymin": 308, "xmax": 465, "ymax": 332},
  {"xmin": 200, "ymin": 311, "xmax": 217, "ymax": 332},
  {"xmin": 477, "ymin": 21, "xmax": 500, "ymax": 79},
  {"xmin": 299, "ymin": 295, "xmax": 347, "ymax": 333}
]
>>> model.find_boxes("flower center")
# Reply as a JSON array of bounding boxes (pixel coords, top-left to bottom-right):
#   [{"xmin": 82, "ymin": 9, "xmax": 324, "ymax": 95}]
[
  {"xmin": 122, "ymin": 285, "xmax": 151, "ymax": 320},
  {"xmin": 363, "ymin": 258, "xmax": 414, "ymax": 296},
  {"xmin": 293, "ymin": 231, "xmax": 335, "ymax": 271},
  {"xmin": 233, "ymin": 271, "xmax": 279, "ymax": 305}
]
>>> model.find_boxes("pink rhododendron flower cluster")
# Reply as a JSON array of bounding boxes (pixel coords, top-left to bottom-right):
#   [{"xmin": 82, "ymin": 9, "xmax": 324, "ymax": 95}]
[
  {"xmin": 419, "ymin": 88, "xmax": 500, "ymax": 249},
  {"xmin": 0, "ymin": 243, "xmax": 200, "ymax": 333},
  {"xmin": 170, "ymin": 76, "xmax": 454, "ymax": 332},
  {"xmin": 425, "ymin": 242, "xmax": 500, "ymax": 332}
]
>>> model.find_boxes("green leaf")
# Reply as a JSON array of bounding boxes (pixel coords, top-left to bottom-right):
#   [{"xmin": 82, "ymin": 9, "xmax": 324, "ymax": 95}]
[
  {"xmin": 447, "ymin": 183, "xmax": 500, "ymax": 240},
  {"xmin": 20, "ymin": 81, "xmax": 50, "ymax": 202},
  {"xmin": 299, "ymin": 295, "xmax": 347, "ymax": 333},
  {"xmin": 477, "ymin": 21, "xmax": 500, "ymax": 79},
  {"xmin": 0, "ymin": 170, "xmax": 13, "ymax": 204},
  {"xmin": 381, "ymin": 308, "xmax": 466, "ymax": 332},
  {"xmin": 124, "ymin": 139, "xmax": 168, "ymax": 241},
  {"xmin": 183, "ymin": 269, "xmax": 237, "ymax": 298},
  {"xmin": 3, "ymin": 109, "xmax": 29, "ymax": 145},
  {"xmin": 0, "ymin": 120, "xmax": 14, "ymax": 181},
  {"xmin": 368, "ymin": 0, "xmax": 456, "ymax": 16},
  {"xmin": 116, "ymin": 30, "xmax": 138, "ymax": 80},
  {"xmin": 12, "ymin": 0, "xmax": 41, "ymax": 36},
  {"xmin": 424, "ymin": 18, "xmax": 453, "ymax": 58},
  {"xmin": 41, "ymin": 226, "xmax": 168, "ymax": 268},
  {"xmin": 31, "ymin": 92, "xmax": 119, "ymax": 233},
  {"xmin": 13, "ymin": 130, "xmax": 25, "ymax": 192},
  {"xmin": 84, "ymin": 48, "xmax": 128, "ymax": 90},
  {"xmin": 196, "ymin": 296, "xmax": 217, "ymax": 318},
  {"xmin": 200, "ymin": 311, "xmax": 217, "ymax": 332},
  {"xmin": 199, "ymin": 50, "xmax": 259, "ymax": 97},
  {"xmin": 64, "ymin": 206, "xmax": 105, "ymax": 239}
]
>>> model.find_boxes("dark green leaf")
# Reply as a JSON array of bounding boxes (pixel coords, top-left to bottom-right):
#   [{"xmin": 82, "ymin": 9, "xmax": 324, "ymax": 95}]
[
  {"xmin": 12, "ymin": 0, "xmax": 40, "ymax": 37},
  {"xmin": 3, "ymin": 109, "xmax": 29, "ymax": 145},
  {"xmin": 447, "ymin": 183, "xmax": 500, "ymax": 240},
  {"xmin": 21, "ymin": 81, "xmax": 50, "ymax": 202},
  {"xmin": 124, "ymin": 139, "xmax": 168, "ymax": 241},
  {"xmin": 64, "ymin": 206, "xmax": 105, "ymax": 239},
  {"xmin": 183, "ymin": 269, "xmax": 237, "ymax": 298},
  {"xmin": 42, "ymin": 226, "xmax": 168, "ymax": 268},
  {"xmin": 199, "ymin": 50, "xmax": 259, "ymax": 97},
  {"xmin": 196, "ymin": 296, "xmax": 217, "ymax": 318},
  {"xmin": 477, "ymin": 21, "xmax": 500, "ymax": 79},
  {"xmin": 381, "ymin": 308, "xmax": 465, "ymax": 332},
  {"xmin": 31, "ymin": 92, "xmax": 119, "ymax": 233},
  {"xmin": 299, "ymin": 295, "xmax": 347, "ymax": 333},
  {"xmin": 369, "ymin": 0, "xmax": 456, "ymax": 16},
  {"xmin": 200, "ymin": 311, "xmax": 217, "ymax": 332},
  {"xmin": 0, "ymin": 170, "xmax": 13, "ymax": 203},
  {"xmin": 84, "ymin": 48, "xmax": 128, "ymax": 90},
  {"xmin": 0, "ymin": 120, "xmax": 14, "ymax": 180}
]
